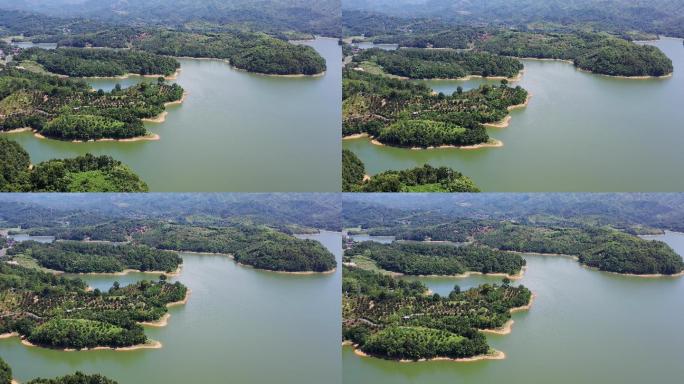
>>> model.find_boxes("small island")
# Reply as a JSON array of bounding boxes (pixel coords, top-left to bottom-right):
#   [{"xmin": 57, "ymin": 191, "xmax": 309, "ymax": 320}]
[
  {"xmin": 0, "ymin": 138, "xmax": 149, "ymax": 192},
  {"xmin": 0, "ymin": 68, "xmax": 184, "ymax": 141},
  {"xmin": 0, "ymin": 263, "xmax": 188, "ymax": 350},
  {"xmin": 343, "ymin": 266, "xmax": 532, "ymax": 361},
  {"xmin": 343, "ymin": 69, "xmax": 528, "ymax": 148},
  {"xmin": 342, "ymin": 150, "xmax": 480, "ymax": 192}
]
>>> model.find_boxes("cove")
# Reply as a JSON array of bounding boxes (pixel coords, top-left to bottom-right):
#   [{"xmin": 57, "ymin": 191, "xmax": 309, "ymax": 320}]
[
  {"xmin": 343, "ymin": 38, "xmax": 684, "ymax": 191},
  {"xmin": 1, "ymin": 37, "xmax": 341, "ymax": 192},
  {"xmin": 343, "ymin": 231, "xmax": 684, "ymax": 384},
  {"xmin": 0, "ymin": 231, "xmax": 342, "ymax": 384}
]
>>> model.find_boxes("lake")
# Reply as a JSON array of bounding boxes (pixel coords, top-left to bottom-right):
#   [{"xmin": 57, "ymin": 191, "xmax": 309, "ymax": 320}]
[
  {"xmin": 0, "ymin": 231, "xmax": 342, "ymax": 384},
  {"xmin": 343, "ymin": 37, "xmax": 684, "ymax": 191},
  {"xmin": 1, "ymin": 37, "xmax": 341, "ymax": 192},
  {"xmin": 343, "ymin": 231, "xmax": 684, "ymax": 384}
]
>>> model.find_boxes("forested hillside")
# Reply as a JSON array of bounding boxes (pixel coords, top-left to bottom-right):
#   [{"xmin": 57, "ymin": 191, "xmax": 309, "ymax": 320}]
[
  {"xmin": 343, "ymin": 69, "xmax": 527, "ymax": 148},
  {"xmin": 0, "ymin": 68, "xmax": 183, "ymax": 140},
  {"xmin": 343, "ymin": 0, "xmax": 684, "ymax": 38},
  {"xmin": 0, "ymin": 263, "xmax": 187, "ymax": 349},
  {"xmin": 343, "ymin": 266, "xmax": 532, "ymax": 360}
]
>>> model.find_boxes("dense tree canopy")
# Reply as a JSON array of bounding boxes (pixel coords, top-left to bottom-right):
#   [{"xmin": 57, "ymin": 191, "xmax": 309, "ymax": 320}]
[
  {"xmin": 27, "ymin": 372, "xmax": 118, "ymax": 384},
  {"xmin": 343, "ymin": 153, "xmax": 480, "ymax": 192},
  {"xmin": 16, "ymin": 47, "xmax": 180, "ymax": 77},
  {"xmin": 0, "ymin": 263, "xmax": 187, "ymax": 349},
  {"xmin": 355, "ymin": 48, "xmax": 523, "ymax": 79},
  {"xmin": 0, "ymin": 68, "xmax": 184, "ymax": 140},
  {"xmin": 0, "ymin": 357, "xmax": 10, "ymax": 384},
  {"xmin": 343, "ymin": 266, "xmax": 531, "ymax": 360},
  {"xmin": 342, "ymin": 149, "xmax": 366, "ymax": 191},
  {"xmin": 133, "ymin": 30, "xmax": 326, "ymax": 76},
  {"xmin": 0, "ymin": 139, "xmax": 148, "ymax": 192},
  {"xmin": 0, "ymin": 137, "xmax": 31, "ymax": 192},
  {"xmin": 134, "ymin": 224, "xmax": 336, "ymax": 273},
  {"xmin": 345, "ymin": 241, "xmax": 525, "ymax": 276},
  {"xmin": 8, "ymin": 240, "xmax": 182, "ymax": 273},
  {"xmin": 0, "ymin": 357, "xmax": 117, "ymax": 384},
  {"xmin": 477, "ymin": 223, "xmax": 684, "ymax": 275},
  {"xmin": 344, "ymin": 10, "xmax": 674, "ymax": 77},
  {"xmin": 478, "ymin": 31, "xmax": 673, "ymax": 77}
]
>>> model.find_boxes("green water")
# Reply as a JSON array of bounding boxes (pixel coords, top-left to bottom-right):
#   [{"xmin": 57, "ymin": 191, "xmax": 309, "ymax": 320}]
[
  {"xmin": 343, "ymin": 231, "xmax": 684, "ymax": 384},
  {"xmin": 344, "ymin": 37, "xmax": 684, "ymax": 191},
  {"xmin": 0, "ymin": 231, "xmax": 342, "ymax": 384},
  {"xmin": 1, "ymin": 38, "xmax": 341, "ymax": 192}
]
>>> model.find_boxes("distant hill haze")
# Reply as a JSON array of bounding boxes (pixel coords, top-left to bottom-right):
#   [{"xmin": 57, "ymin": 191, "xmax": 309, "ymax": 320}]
[
  {"xmin": 0, "ymin": 0, "xmax": 341, "ymax": 35},
  {"xmin": 343, "ymin": 0, "xmax": 684, "ymax": 38}
]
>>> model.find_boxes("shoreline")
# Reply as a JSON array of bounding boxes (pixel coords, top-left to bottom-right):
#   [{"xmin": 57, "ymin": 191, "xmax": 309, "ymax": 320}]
[
  {"xmin": 141, "ymin": 91, "xmax": 189, "ymax": 124},
  {"xmin": 483, "ymin": 93, "xmax": 532, "ymax": 128},
  {"xmin": 9, "ymin": 90, "xmax": 187, "ymax": 141},
  {"xmin": 235, "ymin": 261, "xmax": 337, "ymax": 275},
  {"xmin": 349, "ymin": 134, "xmax": 504, "ymax": 151},
  {"xmin": 506, "ymin": 249, "xmax": 683, "ymax": 278},
  {"xmin": 79, "ymin": 68, "xmax": 181, "ymax": 81},
  {"xmin": 575, "ymin": 67, "xmax": 673, "ymax": 79},
  {"xmin": 479, "ymin": 292, "xmax": 536, "ymax": 335},
  {"xmin": 25, "ymin": 128, "xmax": 161, "ymax": 143},
  {"xmin": 342, "ymin": 132, "xmax": 370, "ymax": 140},
  {"xmin": 367, "ymin": 263, "xmax": 526, "ymax": 280},
  {"xmin": 73, "ymin": 264, "xmax": 183, "ymax": 277},
  {"xmin": 1, "ymin": 333, "xmax": 162, "ymax": 352},
  {"xmin": 344, "ymin": 341, "xmax": 506, "ymax": 363},
  {"xmin": 419, "ymin": 70, "xmax": 524, "ymax": 83},
  {"xmin": 0, "ymin": 290, "xmax": 189, "ymax": 351}
]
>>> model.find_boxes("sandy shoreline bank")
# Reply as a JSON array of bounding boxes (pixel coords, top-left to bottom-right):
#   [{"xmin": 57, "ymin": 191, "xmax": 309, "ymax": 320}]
[
  {"xmin": 24, "ymin": 128, "xmax": 161, "ymax": 143},
  {"xmin": 343, "ymin": 133, "xmax": 370, "ymax": 140},
  {"xmin": 141, "ymin": 91, "xmax": 189, "ymax": 124},
  {"xmin": 483, "ymin": 93, "xmax": 532, "ymax": 128},
  {"xmin": 348, "ymin": 134, "xmax": 504, "ymax": 151},
  {"xmin": 0, "ymin": 289, "xmax": 189, "ymax": 352},
  {"xmin": 344, "ymin": 341, "xmax": 506, "ymax": 363},
  {"xmin": 479, "ymin": 292, "xmax": 536, "ymax": 335},
  {"xmin": 1, "ymin": 333, "xmax": 162, "ymax": 352},
  {"xmin": 576, "ymin": 67, "xmax": 673, "ymax": 79},
  {"xmin": 236, "ymin": 261, "xmax": 337, "ymax": 275}
]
